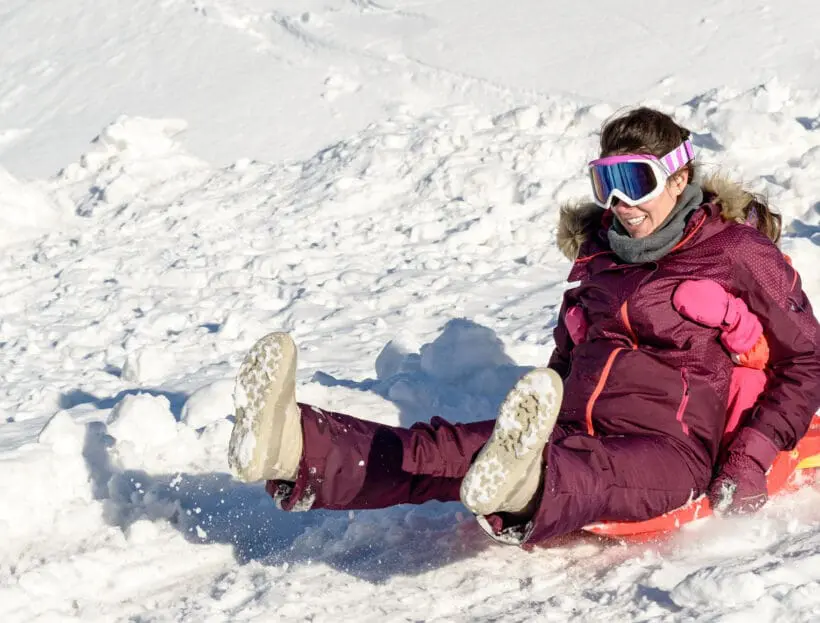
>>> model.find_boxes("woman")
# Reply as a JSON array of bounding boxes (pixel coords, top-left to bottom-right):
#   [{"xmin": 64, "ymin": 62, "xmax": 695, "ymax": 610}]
[{"xmin": 228, "ymin": 107, "xmax": 820, "ymax": 545}]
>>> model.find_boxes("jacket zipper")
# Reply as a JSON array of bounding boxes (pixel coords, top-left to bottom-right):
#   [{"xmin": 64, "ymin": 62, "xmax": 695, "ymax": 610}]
[
  {"xmin": 620, "ymin": 301, "xmax": 639, "ymax": 350},
  {"xmin": 584, "ymin": 347, "xmax": 624, "ymax": 435},
  {"xmin": 584, "ymin": 301, "xmax": 638, "ymax": 436},
  {"xmin": 675, "ymin": 367, "xmax": 691, "ymax": 436}
]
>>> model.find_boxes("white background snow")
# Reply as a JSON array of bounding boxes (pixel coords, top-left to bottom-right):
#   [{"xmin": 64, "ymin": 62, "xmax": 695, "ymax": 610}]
[{"xmin": 1, "ymin": 1, "xmax": 819, "ymax": 621}]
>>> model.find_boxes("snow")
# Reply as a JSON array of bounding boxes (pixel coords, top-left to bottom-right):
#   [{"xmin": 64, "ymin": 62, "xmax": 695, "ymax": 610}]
[
  {"xmin": 1, "ymin": 0, "xmax": 819, "ymax": 621},
  {"xmin": 180, "ymin": 379, "xmax": 236, "ymax": 430}
]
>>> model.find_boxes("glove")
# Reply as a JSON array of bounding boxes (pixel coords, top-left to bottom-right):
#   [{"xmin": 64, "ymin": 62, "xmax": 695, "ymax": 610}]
[
  {"xmin": 564, "ymin": 305, "xmax": 588, "ymax": 345},
  {"xmin": 672, "ymin": 279, "xmax": 763, "ymax": 355},
  {"xmin": 708, "ymin": 427, "xmax": 779, "ymax": 515}
]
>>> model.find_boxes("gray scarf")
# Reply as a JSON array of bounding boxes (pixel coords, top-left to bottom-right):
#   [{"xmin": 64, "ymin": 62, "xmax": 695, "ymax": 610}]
[{"xmin": 607, "ymin": 184, "xmax": 704, "ymax": 263}]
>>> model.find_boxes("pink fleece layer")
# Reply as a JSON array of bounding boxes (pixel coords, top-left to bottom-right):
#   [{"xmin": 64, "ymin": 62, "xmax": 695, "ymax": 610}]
[{"xmin": 565, "ymin": 305, "xmax": 589, "ymax": 345}]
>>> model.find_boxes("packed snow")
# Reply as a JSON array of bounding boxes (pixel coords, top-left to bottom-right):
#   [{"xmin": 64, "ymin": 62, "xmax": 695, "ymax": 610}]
[{"xmin": 1, "ymin": 1, "xmax": 819, "ymax": 621}]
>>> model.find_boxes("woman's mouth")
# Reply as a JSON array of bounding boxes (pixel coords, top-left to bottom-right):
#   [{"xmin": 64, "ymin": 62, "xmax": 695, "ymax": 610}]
[{"xmin": 625, "ymin": 215, "xmax": 646, "ymax": 227}]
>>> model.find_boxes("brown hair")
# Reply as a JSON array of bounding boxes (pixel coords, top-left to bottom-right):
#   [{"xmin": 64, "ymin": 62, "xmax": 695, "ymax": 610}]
[
  {"xmin": 600, "ymin": 107, "xmax": 697, "ymax": 183},
  {"xmin": 745, "ymin": 197, "xmax": 782, "ymax": 244},
  {"xmin": 600, "ymin": 107, "xmax": 781, "ymax": 244}
]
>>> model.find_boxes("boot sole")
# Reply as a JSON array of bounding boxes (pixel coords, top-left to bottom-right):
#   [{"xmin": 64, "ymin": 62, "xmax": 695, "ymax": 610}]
[
  {"xmin": 228, "ymin": 332, "xmax": 297, "ymax": 482},
  {"xmin": 460, "ymin": 368, "xmax": 563, "ymax": 516}
]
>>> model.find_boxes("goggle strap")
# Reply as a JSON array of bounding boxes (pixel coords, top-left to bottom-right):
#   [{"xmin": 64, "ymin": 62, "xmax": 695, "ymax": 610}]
[{"xmin": 659, "ymin": 139, "xmax": 694, "ymax": 175}]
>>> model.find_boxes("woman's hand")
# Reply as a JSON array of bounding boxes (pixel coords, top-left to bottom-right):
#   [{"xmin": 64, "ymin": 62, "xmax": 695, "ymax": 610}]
[
  {"xmin": 672, "ymin": 279, "xmax": 763, "ymax": 354},
  {"xmin": 709, "ymin": 427, "xmax": 779, "ymax": 514}
]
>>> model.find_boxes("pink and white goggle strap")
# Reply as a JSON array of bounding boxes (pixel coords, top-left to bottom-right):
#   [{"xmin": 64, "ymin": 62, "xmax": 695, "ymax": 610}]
[{"xmin": 660, "ymin": 139, "xmax": 695, "ymax": 175}]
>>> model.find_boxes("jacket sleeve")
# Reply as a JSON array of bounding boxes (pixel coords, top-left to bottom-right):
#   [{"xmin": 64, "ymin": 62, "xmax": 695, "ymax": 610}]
[
  {"xmin": 734, "ymin": 232, "xmax": 820, "ymax": 451},
  {"xmin": 548, "ymin": 296, "xmax": 575, "ymax": 380}
]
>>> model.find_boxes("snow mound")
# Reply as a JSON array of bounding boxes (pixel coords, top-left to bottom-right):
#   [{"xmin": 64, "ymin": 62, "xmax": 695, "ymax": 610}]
[
  {"xmin": 671, "ymin": 567, "xmax": 766, "ymax": 608},
  {"xmin": 93, "ymin": 116, "xmax": 189, "ymax": 160},
  {"xmin": 105, "ymin": 393, "xmax": 204, "ymax": 473},
  {"xmin": 107, "ymin": 393, "xmax": 179, "ymax": 449},
  {"xmin": 58, "ymin": 116, "xmax": 208, "ymax": 217},
  {"xmin": 122, "ymin": 347, "xmax": 177, "ymax": 385},
  {"xmin": 0, "ymin": 166, "xmax": 66, "ymax": 245},
  {"xmin": 180, "ymin": 379, "xmax": 235, "ymax": 429}
]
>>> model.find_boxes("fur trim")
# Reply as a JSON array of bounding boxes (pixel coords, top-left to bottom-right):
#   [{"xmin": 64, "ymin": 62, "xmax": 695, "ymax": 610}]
[
  {"xmin": 700, "ymin": 174, "xmax": 755, "ymax": 224},
  {"xmin": 556, "ymin": 201, "xmax": 603, "ymax": 261},
  {"xmin": 556, "ymin": 175, "xmax": 758, "ymax": 261}
]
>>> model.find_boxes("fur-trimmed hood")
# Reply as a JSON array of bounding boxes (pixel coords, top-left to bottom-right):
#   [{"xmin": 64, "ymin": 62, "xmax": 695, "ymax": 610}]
[{"xmin": 556, "ymin": 175, "xmax": 758, "ymax": 261}]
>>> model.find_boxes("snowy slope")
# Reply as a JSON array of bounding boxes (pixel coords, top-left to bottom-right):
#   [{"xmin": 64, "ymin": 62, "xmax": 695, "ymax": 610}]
[
  {"xmin": 1, "ymin": 1, "xmax": 820, "ymax": 622},
  {"xmin": 4, "ymin": 0, "xmax": 820, "ymax": 179}
]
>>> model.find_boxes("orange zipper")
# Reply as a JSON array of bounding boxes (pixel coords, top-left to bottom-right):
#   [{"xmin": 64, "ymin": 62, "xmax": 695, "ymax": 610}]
[
  {"xmin": 584, "ymin": 347, "xmax": 624, "ymax": 436},
  {"xmin": 584, "ymin": 301, "xmax": 639, "ymax": 436},
  {"xmin": 620, "ymin": 301, "xmax": 639, "ymax": 349},
  {"xmin": 675, "ymin": 368, "xmax": 691, "ymax": 435}
]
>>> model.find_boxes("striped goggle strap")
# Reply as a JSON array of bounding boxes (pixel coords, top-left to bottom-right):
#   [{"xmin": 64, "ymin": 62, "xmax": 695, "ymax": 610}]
[{"xmin": 659, "ymin": 140, "xmax": 695, "ymax": 175}]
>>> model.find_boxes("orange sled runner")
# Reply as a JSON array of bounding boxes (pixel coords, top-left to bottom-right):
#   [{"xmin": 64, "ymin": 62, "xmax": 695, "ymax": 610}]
[{"xmin": 583, "ymin": 413, "xmax": 820, "ymax": 541}]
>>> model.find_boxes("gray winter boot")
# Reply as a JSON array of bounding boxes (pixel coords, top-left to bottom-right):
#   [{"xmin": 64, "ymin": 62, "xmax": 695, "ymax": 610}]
[
  {"xmin": 228, "ymin": 332, "xmax": 303, "ymax": 483},
  {"xmin": 460, "ymin": 367, "xmax": 563, "ymax": 516}
]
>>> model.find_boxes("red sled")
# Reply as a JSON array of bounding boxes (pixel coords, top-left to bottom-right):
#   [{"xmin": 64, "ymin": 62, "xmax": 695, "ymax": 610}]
[{"xmin": 583, "ymin": 367, "xmax": 820, "ymax": 541}]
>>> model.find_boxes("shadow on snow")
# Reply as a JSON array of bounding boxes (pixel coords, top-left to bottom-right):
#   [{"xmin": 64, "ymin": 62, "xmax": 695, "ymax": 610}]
[{"xmin": 69, "ymin": 318, "xmax": 561, "ymax": 583}]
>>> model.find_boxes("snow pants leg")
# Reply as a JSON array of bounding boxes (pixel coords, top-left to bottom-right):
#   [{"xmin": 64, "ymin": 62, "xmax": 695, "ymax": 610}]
[
  {"xmin": 267, "ymin": 405, "xmax": 712, "ymax": 547},
  {"xmin": 485, "ymin": 431, "xmax": 713, "ymax": 544},
  {"xmin": 267, "ymin": 404, "xmax": 495, "ymax": 511}
]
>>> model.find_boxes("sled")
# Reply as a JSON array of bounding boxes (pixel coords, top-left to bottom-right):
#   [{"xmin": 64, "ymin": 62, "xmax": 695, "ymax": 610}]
[{"xmin": 582, "ymin": 412, "xmax": 820, "ymax": 541}]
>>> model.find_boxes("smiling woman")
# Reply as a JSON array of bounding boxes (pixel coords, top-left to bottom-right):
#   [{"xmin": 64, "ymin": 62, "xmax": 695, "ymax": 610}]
[
  {"xmin": 227, "ymin": 107, "xmax": 820, "ymax": 547},
  {"xmin": 592, "ymin": 108, "xmax": 696, "ymax": 241},
  {"xmin": 588, "ymin": 109, "xmax": 781, "ymax": 259}
]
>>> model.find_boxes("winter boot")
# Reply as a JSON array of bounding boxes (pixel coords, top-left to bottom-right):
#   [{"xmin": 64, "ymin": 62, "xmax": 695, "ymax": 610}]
[
  {"xmin": 228, "ymin": 332, "xmax": 303, "ymax": 482},
  {"xmin": 460, "ymin": 368, "xmax": 563, "ymax": 516}
]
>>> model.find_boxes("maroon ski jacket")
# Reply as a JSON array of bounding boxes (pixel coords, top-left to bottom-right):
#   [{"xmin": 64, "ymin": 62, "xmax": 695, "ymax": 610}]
[{"xmin": 550, "ymin": 177, "xmax": 820, "ymax": 474}]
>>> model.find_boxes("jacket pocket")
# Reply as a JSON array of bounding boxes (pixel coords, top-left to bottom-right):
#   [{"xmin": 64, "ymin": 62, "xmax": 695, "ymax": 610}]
[{"xmin": 675, "ymin": 367, "xmax": 691, "ymax": 436}]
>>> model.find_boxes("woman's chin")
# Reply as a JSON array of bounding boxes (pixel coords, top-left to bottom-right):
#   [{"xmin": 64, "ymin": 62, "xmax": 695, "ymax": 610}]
[{"xmin": 622, "ymin": 220, "xmax": 654, "ymax": 239}]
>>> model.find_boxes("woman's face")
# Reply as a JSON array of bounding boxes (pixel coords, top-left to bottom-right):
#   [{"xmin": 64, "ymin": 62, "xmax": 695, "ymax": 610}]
[{"xmin": 612, "ymin": 174, "xmax": 687, "ymax": 239}]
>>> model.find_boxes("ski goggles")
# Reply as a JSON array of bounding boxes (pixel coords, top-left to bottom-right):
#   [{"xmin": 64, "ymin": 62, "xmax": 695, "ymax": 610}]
[{"xmin": 588, "ymin": 139, "xmax": 695, "ymax": 209}]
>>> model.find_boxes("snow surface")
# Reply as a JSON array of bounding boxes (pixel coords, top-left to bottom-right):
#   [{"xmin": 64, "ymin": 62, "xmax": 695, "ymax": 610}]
[{"xmin": 1, "ymin": 1, "xmax": 819, "ymax": 621}]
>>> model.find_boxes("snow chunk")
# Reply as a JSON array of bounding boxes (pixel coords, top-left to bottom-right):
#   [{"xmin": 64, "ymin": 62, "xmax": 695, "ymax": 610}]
[
  {"xmin": 58, "ymin": 115, "xmax": 207, "ymax": 217},
  {"xmin": 708, "ymin": 109, "xmax": 805, "ymax": 150},
  {"xmin": 747, "ymin": 78, "xmax": 792, "ymax": 113},
  {"xmin": 670, "ymin": 567, "xmax": 766, "ymax": 608},
  {"xmin": 121, "ymin": 347, "xmax": 176, "ymax": 384},
  {"xmin": 37, "ymin": 411, "xmax": 85, "ymax": 456},
  {"xmin": 375, "ymin": 336, "xmax": 422, "ymax": 380},
  {"xmin": 0, "ymin": 166, "xmax": 65, "ymax": 245},
  {"xmin": 90, "ymin": 116, "xmax": 188, "ymax": 162},
  {"xmin": 180, "ymin": 379, "xmax": 235, "ymax": 429},
  {"xmin": 126, "ymin": 518, "xmax": 162, "ymax": 544},
  {"xmin": 107, "ymin": 393, "xmax": 179, "ymax": 449},
  {"xmin": 493, "ymin": 105, "xmax": 541, "ymax": 130}
]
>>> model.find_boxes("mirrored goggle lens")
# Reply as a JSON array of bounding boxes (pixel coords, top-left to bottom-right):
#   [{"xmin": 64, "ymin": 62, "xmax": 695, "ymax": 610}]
[{"xmin": 590, "ymin": 161, "xmax": 658, "ymax": 205}]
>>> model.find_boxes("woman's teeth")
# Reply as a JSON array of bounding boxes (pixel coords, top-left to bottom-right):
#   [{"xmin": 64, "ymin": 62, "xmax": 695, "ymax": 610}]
[{"xmin": 626, "ymin": 216, "xmax": 646, "ymax": 226}]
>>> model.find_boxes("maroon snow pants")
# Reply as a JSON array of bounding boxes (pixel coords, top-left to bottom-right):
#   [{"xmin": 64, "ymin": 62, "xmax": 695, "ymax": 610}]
[{"xmin": 266, "ymin": 404, "xmax": 712, "ymax": 544}]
